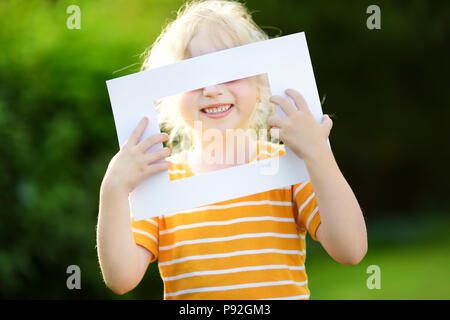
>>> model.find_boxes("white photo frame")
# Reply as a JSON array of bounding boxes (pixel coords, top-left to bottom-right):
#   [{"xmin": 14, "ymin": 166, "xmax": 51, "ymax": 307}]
[{"xmin": 106, "ymin": 32, "xmax": 326, "ymax": 221}]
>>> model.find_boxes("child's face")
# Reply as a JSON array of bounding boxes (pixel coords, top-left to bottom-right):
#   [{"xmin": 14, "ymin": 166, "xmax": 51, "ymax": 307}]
[{"xmin": 179, "ymin": 31, "xmax": 260, "ymax": 133}]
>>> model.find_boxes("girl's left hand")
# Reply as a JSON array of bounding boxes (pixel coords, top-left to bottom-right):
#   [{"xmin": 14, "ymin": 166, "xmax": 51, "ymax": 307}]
[{"xmin": 268, "ymin": 89, "xmax": 333, "ymax": 163}]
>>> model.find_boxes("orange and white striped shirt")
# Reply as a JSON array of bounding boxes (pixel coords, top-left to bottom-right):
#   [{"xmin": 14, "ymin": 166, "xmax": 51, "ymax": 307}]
[{"xmin": 131, "ymin": 140, "xmax": 321, "ymax": 300}]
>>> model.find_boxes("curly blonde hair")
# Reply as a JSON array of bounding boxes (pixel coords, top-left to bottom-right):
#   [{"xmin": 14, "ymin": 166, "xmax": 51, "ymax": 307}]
[{"xmin": 140, "ymin": 0, "xmax": 276, "ymax": 154}]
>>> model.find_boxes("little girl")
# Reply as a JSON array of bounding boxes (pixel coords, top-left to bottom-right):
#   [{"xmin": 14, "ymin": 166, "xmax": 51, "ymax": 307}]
[{"xmin": 97, "ymin": 0, "xmax": 367, "ymax": 300}]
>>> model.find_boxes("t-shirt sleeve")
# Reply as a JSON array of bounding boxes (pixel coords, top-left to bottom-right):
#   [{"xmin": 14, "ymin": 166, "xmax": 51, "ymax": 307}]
[
  {"xmin": 292, "ymin": 181, "xmax": 321, "ymax": 241},
  {"xmin": 130, "ymin": 214, "xmax": 159, "ymax": 263}
]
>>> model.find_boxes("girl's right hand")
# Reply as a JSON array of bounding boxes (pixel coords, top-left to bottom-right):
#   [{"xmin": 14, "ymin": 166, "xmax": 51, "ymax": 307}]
[{"xmin": 101, "ymin": 117, "xmax": 171, "ymax": 195}]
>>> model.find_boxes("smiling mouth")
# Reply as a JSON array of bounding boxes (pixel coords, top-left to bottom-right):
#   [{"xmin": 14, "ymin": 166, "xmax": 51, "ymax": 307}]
[
  {"xmin": 200, "ymin": 104, "xmax": 234, "ymax": 114},
  {"xmin": 200, "ymin": 104, "xmax": 234, "ymax": 119}
]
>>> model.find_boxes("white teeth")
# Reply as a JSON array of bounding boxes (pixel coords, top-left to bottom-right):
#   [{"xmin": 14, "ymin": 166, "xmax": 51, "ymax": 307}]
[{"xmin": 203, "ymin": 104, "xmax": 231, "ymax": 114}]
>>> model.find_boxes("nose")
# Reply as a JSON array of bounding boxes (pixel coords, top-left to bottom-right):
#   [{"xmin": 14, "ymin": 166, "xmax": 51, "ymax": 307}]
[{"xmin": 202, "ymin": 84, "xmax": 224, "ymax": 97}]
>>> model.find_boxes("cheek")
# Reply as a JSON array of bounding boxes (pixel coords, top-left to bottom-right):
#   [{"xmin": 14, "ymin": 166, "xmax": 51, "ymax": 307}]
[
  {"xmin": 179, "ymin": 92, "xmax": 197, "ymax": 121},
  {"xmin": 234, "ymin": 83, "xmax": 258, "ymax": 113}
]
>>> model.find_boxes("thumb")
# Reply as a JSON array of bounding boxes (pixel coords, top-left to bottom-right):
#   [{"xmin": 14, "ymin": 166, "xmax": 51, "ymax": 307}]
[{"xmin": 321, "ymin": 114, "xmax": 333, "ymax": 136}]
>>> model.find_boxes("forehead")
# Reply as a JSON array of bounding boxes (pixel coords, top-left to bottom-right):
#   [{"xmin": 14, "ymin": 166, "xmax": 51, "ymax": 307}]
[{"xmin": 188, "ymin": 28, "xmax": 235, "ymax": 58}]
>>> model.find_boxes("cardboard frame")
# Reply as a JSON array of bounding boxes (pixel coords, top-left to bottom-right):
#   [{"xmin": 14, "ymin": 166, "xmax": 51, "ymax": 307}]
[{"xmin": 106, "ymin": 32, "xmax": 325, "ymax": 220}]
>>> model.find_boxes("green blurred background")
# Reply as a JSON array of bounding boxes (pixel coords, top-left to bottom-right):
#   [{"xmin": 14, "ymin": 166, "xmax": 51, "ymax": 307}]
[{"xmin": 1, "ymin": 0, "xmax": 449, "ymax": 299}]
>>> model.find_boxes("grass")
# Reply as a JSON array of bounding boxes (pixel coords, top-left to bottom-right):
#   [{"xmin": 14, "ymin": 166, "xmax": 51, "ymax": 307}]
[
  {"xmin": 306, "ymin": 212, "xmax": 450, "ymax": 300},
  {"xmin": 307, "ymin": 241, "xmax": 450, "ymax": 299}
]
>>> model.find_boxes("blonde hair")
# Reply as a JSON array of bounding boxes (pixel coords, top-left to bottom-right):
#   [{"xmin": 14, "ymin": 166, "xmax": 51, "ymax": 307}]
[{"xmin": 140, "ymin": 0, "xmax": 276, "ymax": 154}]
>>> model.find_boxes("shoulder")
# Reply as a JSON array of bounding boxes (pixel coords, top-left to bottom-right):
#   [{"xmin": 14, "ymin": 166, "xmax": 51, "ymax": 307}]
[
  {"xmin": 255, "ymin": 140, "xmax": 286, "ymax": 161},
  {"xmin": 167, "ymin": 150, "xmax": 187, "ymax": 165},
  {"xmin": 166, "ymin": 150, "xmax": 195, "ymax": 180}
]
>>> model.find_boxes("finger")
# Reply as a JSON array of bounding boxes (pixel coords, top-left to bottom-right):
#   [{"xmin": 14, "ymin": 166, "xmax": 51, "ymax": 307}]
[
  {"xmin": 143, "ymin": 147, "xmax": 171, "ymax": 164},
  {"xmin": 267, "ymin": 113, "xmax": 285, "ymax": 128},
  {"xmin": 285, "ymin": 89, "xmax": 311, "ymax": 114},
  {"xmin": 269, "ymin": 95, "xmax": 297, "ymax": 116},
  {"xmin": 126, "ymin": 117, "xmax": 148, "ymax": 146},
  {"xmin": 321, "ymin": 114, "xmax": 333, "ymax": 136},
  {"xmin": 144, "ymin": 160, "xmax": 172, "ymax": 177},
  {"xmin": 138, "ymin": 132, "xmax": 169, "ymax": 152}
]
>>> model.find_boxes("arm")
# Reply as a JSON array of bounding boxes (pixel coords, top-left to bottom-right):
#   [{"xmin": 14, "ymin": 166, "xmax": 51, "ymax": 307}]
[
  {"xmin": 268, "ymin": 89, "xmax": 367, "ymax": 265},
  {"xmin": 97, "ymin": 183, "xmax": 153, "ymax": 295},
  {"xmin": 97, "ymin": 117, "xmax": 171, "ymax": 294},
  {"xmin": 305, "ymin": 145, "xmax": 367, "ymax": 265}
]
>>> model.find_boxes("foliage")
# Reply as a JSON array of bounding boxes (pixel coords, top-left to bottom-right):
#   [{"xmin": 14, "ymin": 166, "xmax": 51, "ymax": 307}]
[{"xmin": 0, "ymin": 0, "xmax": 449, "ymax": 299}]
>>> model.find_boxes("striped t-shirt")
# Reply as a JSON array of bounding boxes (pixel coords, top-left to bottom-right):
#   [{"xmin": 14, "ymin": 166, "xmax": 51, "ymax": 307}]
[{"xmin": 131, "ymin": 140, "xmax": 321, "ymax": 300}]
